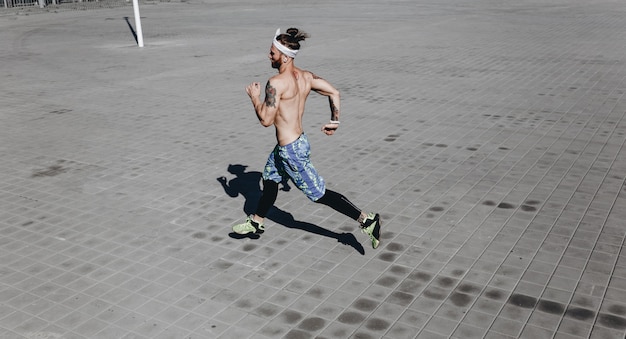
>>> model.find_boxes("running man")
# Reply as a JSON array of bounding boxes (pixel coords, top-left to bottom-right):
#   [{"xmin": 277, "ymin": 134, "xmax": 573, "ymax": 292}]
[{"xmin": 232, "ymin": 28, "xmax": 381, "ymax": 249}]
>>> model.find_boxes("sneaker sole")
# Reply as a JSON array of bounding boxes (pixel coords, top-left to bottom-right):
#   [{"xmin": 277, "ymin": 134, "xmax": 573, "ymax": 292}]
[
  {"xmin": 364, "ymin": 214, "xmax": 381, "ymax": 249},
  {"xmin": 372, "ymin": 221, "xmax": 381, "ymax": 249}
]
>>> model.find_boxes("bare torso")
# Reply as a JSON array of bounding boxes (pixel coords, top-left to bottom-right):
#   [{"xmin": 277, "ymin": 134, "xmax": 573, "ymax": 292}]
[
  {"xmin": 272, "ymin": 68, "xmax": 313, "ymax": 146},
  {"xmin": 246, "ymin": 52, "xmax": 340, "ymax": 145}
]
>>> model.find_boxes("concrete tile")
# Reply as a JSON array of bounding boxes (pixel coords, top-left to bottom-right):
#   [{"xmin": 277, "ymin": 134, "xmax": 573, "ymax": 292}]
[
  {"xmin": 519, "ymin": 324, "xmax": 554, "ymax": 339},
  {"xmin": 557, "ymin": 317, "xmax": 593, "ymax": 338},
  {"xmin": 258, "ymin": 322, "xmax": 290, "ymax": 338},
  {"xmin": 490, "ymin": 317, "xmax": 525, "ymax": 337},
  {"xmin": 452, "ymin": 323, "xmax": 488, "ymax": 339},
  {"xmin": 421, "ymin": 316, "xmax": 459, "ymax": 337},
  {"xmin": 384, "ymin": 321, "xmax": 420, "ymax": 339},
  {"xmin": 589, "ymin": 325, "xmax": 626, "ymax": 339}
]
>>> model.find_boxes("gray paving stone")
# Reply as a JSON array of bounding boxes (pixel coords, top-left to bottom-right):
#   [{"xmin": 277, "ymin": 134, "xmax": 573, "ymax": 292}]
[{"xmin": 2, "ymin": 0, "xmax": 626, "ymax": 338}]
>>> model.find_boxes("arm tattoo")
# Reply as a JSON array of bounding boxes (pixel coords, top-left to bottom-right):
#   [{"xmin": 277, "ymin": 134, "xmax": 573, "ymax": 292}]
[
  {"xmin": 329, "ymin": 98, "xmax": 339, "ymax": 121},
  {"xmin": 311, "ymin": 71, "xmax": 338, "ymax": 120},
  {"xmin": 264, "ymin": 81, "xmax": 276, "ymax": 108}
]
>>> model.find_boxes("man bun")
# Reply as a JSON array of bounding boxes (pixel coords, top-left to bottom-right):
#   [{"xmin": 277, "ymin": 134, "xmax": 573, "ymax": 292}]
[{"xmin": 277, "ymin": 28, "xmax": 310, "ymax": 51}]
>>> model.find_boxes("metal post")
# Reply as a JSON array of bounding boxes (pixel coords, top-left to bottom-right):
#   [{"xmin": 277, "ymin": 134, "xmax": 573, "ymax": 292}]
[{"xmin": 132, "ymin": 0, "xmax": 144, "ymax": 47}]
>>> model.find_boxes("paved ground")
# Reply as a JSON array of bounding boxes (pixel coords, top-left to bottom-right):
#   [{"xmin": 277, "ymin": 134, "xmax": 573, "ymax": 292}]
[{"xmin": 1, "ymin": 0, "xmax": 626, "ymax": 338}]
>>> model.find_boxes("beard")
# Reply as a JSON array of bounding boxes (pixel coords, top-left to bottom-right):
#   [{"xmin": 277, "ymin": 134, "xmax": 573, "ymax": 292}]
[{"xmin": 271, "ymin": 59, "xmax": 281, "ymax": 69}]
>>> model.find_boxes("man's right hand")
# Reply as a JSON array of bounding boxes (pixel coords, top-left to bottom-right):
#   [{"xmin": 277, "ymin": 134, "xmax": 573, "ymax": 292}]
[{"xmin": 246, "ymin": 82, "xmax": 261, "ymax": 99}]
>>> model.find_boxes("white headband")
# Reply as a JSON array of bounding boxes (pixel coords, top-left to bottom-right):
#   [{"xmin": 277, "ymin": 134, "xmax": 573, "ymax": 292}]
[{"xmin": 273, "ymin": 28, "xmax": 298, "ymax": 58}]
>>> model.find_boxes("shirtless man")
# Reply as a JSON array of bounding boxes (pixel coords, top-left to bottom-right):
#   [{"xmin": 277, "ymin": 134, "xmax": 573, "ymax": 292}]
[{"xmin": 232, "ymin": 28, "xmax": 381, "ymax": 249}]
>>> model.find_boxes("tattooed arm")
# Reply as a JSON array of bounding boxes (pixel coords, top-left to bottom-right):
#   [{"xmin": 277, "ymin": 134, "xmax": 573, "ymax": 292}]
[
  {"xmin": 246, "ymin": 79, "xmax": 281, "ymax": 127},
  {"xmin": 310, "ymin": 72, "xmax": 341, "ymax": 135}
]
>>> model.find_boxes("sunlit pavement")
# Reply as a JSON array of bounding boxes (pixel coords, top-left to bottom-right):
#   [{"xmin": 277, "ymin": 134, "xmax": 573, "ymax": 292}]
[{"xmin": 1, "ymin": 0, "xmax": 625, "ymax": 338}]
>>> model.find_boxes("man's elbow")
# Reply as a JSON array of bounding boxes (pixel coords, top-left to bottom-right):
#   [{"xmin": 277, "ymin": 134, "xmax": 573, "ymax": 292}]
[{"xmin": 259, "ymin": 118, "xmax": 274, "ymax": 127}]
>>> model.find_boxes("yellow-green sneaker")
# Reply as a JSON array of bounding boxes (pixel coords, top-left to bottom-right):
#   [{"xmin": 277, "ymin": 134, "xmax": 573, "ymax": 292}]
[
  {"xmin": 361, "ymin": 213, "xmax": 381, "ymax": 249},
  {"xmin": 232, "ymin": 215, "xmax": 265, "ymax": 235}
]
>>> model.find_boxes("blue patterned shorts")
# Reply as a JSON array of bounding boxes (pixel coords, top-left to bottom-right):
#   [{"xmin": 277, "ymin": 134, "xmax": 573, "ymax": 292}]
[{"xmin": 263, "ymin": 134, "xmax": 326, "ymax": 201}]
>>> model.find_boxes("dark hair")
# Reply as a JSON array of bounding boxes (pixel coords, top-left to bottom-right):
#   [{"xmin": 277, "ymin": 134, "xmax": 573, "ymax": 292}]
[{"xmin": 276, "ymin": 28, "xmax": 309, "ymax": 51}]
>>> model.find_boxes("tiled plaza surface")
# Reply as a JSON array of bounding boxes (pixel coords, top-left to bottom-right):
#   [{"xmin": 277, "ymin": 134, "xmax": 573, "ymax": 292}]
[{"xmin": 1, "ymin": 0, "xmax": 626, "ymax": 338}]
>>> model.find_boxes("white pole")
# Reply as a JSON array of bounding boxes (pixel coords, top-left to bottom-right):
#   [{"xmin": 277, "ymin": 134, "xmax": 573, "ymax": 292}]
[{"xmin": 132, "ymin": 0, "xmax": 144, "ymax": 47}]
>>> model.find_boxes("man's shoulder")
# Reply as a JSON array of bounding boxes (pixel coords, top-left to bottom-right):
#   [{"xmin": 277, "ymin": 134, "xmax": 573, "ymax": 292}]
[
  {"xmin": 269, "ymin": 72, "xmax": 293, "ymax": 83},
  {"xmin": 301, "ymin": 69, "xmax": 316, "ymax": 78},
  {"xmin": 268, "ymin": 73, "xmax": 283, "ymax": 82},
  {"xmin": 267, "ymin": 74, "xmax": 287, "ymax": 91},
  {"xmin": 302, "ymin": 70, "xmax": 325, "ymax": 80}
]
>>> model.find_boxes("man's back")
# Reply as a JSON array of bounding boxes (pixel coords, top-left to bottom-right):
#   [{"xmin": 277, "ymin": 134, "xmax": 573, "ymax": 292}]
[
  {"xmin": 245, "ymin": 30, "xmax": 341, "ymax": 145},
  {"xmin": 272, "ymin": 68, "xmax": 314, "ymax": 145}
]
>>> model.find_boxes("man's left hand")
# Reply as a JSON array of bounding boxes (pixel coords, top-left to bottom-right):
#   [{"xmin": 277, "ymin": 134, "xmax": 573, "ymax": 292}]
[{"xmin": 321, "ymin": 123, "xmax": 339, "ymax": 135}]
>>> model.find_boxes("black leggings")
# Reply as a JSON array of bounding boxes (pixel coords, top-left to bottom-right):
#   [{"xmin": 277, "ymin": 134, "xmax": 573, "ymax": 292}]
[
  {"xmin": 315, "ymin": 189, "xmax": 362, "ymax": 221},
  {"xmin": 256, "ymin": 180, "xmax": 279, "ymax": 218},
  {"xmin": 255, "ymin": 180, "xmax": 361, "ymax": 221}
]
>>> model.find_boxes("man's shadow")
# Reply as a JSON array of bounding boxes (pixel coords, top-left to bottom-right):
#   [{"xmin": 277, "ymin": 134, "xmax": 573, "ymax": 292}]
[{"xmin": 218, "ymin": 164, "xmax": 365, "ymax": 255}]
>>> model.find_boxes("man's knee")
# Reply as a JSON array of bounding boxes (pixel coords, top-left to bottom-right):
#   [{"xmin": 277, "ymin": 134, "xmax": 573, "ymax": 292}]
[
  {"xmin": 314, "ymin": 190, "xmax": 329, "ymax": 204},
  {"xmin": 262, "ymin": 180, "xmax": 279, "ymax": 195}
]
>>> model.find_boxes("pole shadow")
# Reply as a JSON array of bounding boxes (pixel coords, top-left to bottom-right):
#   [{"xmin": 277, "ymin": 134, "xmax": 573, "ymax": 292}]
[
  {"xmin": 218, "ymin": 164, "xmax": 365, "ymax": 255},
  {"xmin": 123, "ymin": 17, "xmax": 138, "ymax": 44}
]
